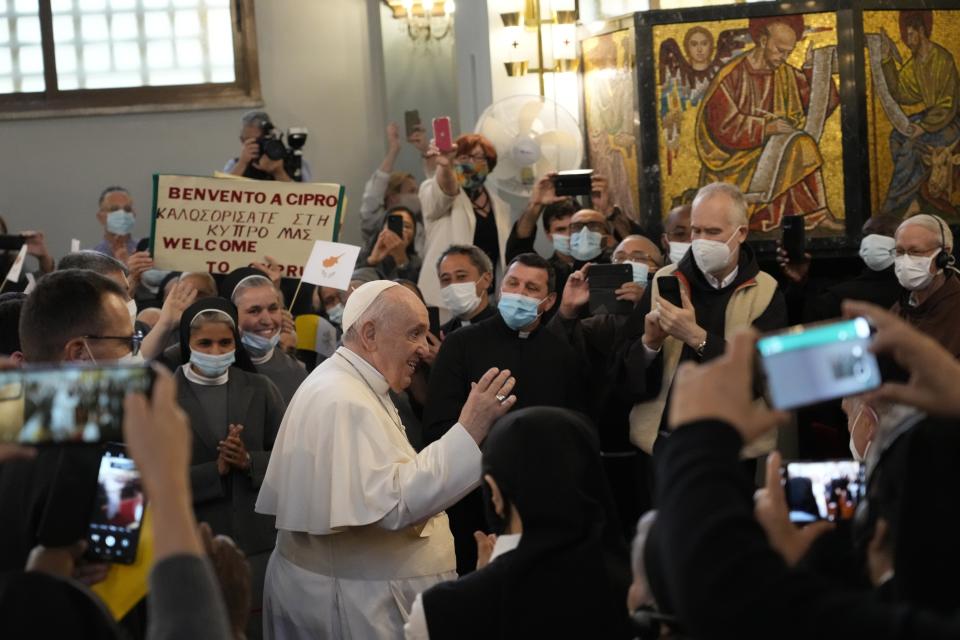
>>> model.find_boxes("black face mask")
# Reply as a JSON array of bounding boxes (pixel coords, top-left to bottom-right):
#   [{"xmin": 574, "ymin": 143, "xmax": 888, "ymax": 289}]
[{"xmin": 482, "ymin": 479, "xmax": 510, "ymax": 536}]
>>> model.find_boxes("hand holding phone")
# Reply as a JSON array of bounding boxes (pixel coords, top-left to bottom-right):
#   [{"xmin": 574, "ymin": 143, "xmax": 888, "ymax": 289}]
[
  {"xmin": 386, "ymin": 214, "xmax": 405, "ymax": 239},
  {"xmin": 432, "ymin": 116, "xmax": 454, "ymax": 153},
  {"xmin": 86, "ymin": 444, "xmax": 145, "ymax": 564},
  {"xmin": 405, "ymin": 110, "xmax": 422, "ymax": 138},
  {"xmin": 656, "ymin": 275, "xmax": 683, "ymax": 308}
]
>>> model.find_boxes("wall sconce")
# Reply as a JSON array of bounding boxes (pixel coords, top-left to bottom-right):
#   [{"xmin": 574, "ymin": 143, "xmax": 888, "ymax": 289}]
[
  {"xmin": 497, "ymin": 0, "xmax": 579, "ymax": 95},
  {"xmin": 382, "ymin": 1, "xmax": 456, "ymax": 42}
]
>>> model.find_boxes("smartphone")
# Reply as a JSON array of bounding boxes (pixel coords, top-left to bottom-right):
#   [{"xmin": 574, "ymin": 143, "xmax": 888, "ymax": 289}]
[
  {"xmin": 783, "ymin": 459, "xmax": 865, "ymax": 524},
  {"xmin": 432, "ymin": 116, "xmax": 454, "ymax": 153},
  {"xmin": 0, "ymin": 234, "xmax": 26, "ymax": 251},
  {"xmin": 86, "ymin": 443, "xmax": 145, "ymax": 564},
  {"xmin": 0, "ymin": 364, "xmax": 154, "ymax": 446},
  {"xmin": 386, "ymin": 214, "xmax": 405, "ymax": 239},
  {"xmin": 587, "ymin": 263, "xmax": 633, "ymax": 316},
  {"xmin": 427, "ymin": 305, "xmax": 441, "ymax": 337},
  {"xmin": 782, "ymin": 215, "xmax": 806, "ymax": 262},
  {"xmin": 656, "ymin": 275, "xmax": 683, "ymax": 308},
  {"xmin": 553, "ymin": 169, "xmax": 594, "ymax": 197},
  {"xmin": 404, "ymin": 109, "xmax": 421, "ymax": 138},
  {"xmin": 756, "ymin": 317, "xmax": 882, "ymax": 411},
  {"xmin": 135, "ymin": 237, "xmax": 150, "ymax": 253}
]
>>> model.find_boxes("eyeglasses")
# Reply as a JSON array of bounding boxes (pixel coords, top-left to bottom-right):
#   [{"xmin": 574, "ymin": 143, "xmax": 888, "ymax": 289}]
[
  {"xmin": 82, "ymin": 331, "xmax": 144, "ymax": 356},
  {"xmin": 456, "ymin": 153, "xmax": 487, "ymax": 163},
  {"xmin": 570, "ymin": 221, "xmax": 608, "ymax": 234}
]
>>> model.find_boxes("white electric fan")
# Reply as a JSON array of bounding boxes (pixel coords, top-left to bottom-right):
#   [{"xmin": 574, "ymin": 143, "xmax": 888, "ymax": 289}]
[{"xmin": 474, "ymin": 95, "xmax": 583, "ymax": 197}]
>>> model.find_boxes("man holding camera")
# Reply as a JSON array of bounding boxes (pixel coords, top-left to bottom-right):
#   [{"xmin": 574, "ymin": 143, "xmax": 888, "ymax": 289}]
[
  {"xmin": 224, "ymin": 110, "xmax": 312, "ymax": 183},
  {"xmin": 623, "ymin": 182, "xmax": 786, "ymax": 460}
]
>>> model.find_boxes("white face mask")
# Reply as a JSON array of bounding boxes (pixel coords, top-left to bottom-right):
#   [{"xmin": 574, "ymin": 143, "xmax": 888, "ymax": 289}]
[
  {"xmin": 692, "ymin": 228, "xmax": 741, "ymax": 275},
  {"xmin": 440, "ymin": 281, "xmax": 482, "ymax": 318},
  {"xmin": 848, "ymin": 405, "xmax": 873, "ymax": 462},
  {"xmin": 894, "ymin": 253, "xmax": 936, "ymax": 291},
  {"xmin": 668, "ymin": 241, "xmax": 691, "ymax": 264},
  {"xmin": 859, "ymin": 235, "xmax": 896, "ymax": 271}
]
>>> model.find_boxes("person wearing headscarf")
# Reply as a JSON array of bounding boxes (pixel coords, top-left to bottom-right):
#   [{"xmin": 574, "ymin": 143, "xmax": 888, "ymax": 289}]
[
  {"xmin": 406, "ymin": 407, "xmax": 632, "ymax": 639},
  {"xmin": 175, "ymin": 297, "xmax": 285, "ymax": 638},
  {"xmin": 218, "ymin": 267, "xmax": 307, "ymax": 405}
]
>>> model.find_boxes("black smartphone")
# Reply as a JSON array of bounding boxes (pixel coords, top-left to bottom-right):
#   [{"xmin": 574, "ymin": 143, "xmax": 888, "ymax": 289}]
[
  {"xmin": 782, "ymin": 215, "xmax": 806, "ymax": 262},
  {"xmin": 552, "ymin": 169, "xmax": 594, "ymax": 197},
  {"xmin": 587, "ymin": 263, "xmax": 633, "ymax": 316},
  {"xmin": 86, "ymin": 443, "xmax": 145, "ymax": 564},
  {"xmin": 404, "ymin": 109, "xmax": 421, "ymax": 137},
  {"xmin": 386, "ymin": 214, "xmax": 405, "ymax": 238},
  {"xmin": 656, "ymin": 275, "xmax": 683, "ymax": 308},
  {"xmin": 0, "ymin": 364, "xmax": 154, "ymax": 446},
  {"xmin": 135, "ymin": 237, "xmax": 150, "ymax": 253},
  {"xmin": 783, "ymin": 459, "xmax": 865, "ymax": 524},
  {"xmin": 0, "ymin": 234, "xmax": 26, "ymax": 251},
  {"xmin": 756, "ymin": 317, "xmax": 881, "ymax": 411},
  {"xmin": 427, "ymin": 305, "xmax": 441, "ymax": 336}
]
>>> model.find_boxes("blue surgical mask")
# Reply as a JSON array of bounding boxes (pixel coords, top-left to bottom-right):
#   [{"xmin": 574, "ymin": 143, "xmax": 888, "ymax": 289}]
[
  {"xmin": 326, "ymin": 302, "xmax": 344, "ymax": 326},
  {"xmin": 625, "ymin": 261, "xmax": 649, "ymax": 285},
  {"xmin": 552, "ymin": 234, "xmax": 571, "ymax": 256},
  {"xmin": 106, "ymin": 210, "xmax": 136, "ymax": 235},
  {"xmin": 498, "ymin": 292, "xmax": 543, "ymax": 330},
  {"xmin": 570, "ymin": 228, "xmax": 603, "ymax": 261},
  {"xmin": 190, "ymin": 350, "xmax": 236, "ymax": 378},
  {"xmin": 241, "ymin": 330, "xmax": 280, "ymax": 357}
]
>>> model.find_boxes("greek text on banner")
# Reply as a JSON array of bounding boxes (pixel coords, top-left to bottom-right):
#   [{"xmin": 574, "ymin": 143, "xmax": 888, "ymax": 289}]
[{"xmin": 149, "ymin": 174, "xmax": 344, "ymax": 277}]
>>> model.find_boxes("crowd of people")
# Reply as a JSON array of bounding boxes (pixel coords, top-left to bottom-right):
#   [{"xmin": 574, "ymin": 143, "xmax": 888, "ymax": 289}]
[{"xmin": 0, "ymin": 108, "xmax": 959, "ymax": 640}]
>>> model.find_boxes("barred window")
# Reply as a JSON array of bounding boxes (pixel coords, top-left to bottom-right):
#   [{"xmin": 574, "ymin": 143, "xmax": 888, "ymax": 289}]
[{"xmin": 0, "ymin": 0, "xmax": 260, "ymax": 118}]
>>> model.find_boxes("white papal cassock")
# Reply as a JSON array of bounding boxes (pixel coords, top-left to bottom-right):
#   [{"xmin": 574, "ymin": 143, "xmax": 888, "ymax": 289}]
[{"xmin": 255, "ymin": 346, "xmax": 482, "ymax": 639}]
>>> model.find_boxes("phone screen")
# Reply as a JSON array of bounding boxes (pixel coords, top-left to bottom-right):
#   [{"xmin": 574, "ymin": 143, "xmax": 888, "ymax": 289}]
[
  {"xmin": 757, "ymin": 317, "xmax": 881, "ymax": 410},
  {"xmin": 404, "ymin": 109, "xmax": 421, "ymax": 138},
  {"xmin": 87, "ymin": 444, "xmax": 145, "ymax": 564},
  {"xmin": 657, "ymin": 276, "xmax": 682, "ymax": 308},
  {"xmin": 427, "ymin": 306, "xmax": 441, "ymax": 336},
  {"xmin": 784, "ymin": 460, "xmax": 865, "ymax": 524},
  {"xmin": 0, "ymin": 364, "xmax": 153, "ymax": 445}
]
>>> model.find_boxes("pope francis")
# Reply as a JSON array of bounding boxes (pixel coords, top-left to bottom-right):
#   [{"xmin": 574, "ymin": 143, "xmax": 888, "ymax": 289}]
[{"xmin": 256, "ymin": 280, "xmax": 518, "ymax": 639}]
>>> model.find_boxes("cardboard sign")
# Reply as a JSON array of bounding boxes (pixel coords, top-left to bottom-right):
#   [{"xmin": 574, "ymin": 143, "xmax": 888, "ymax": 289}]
[
  {"xmin": 149, "ymin": 174, "xmax": 344, "ymax": 276},
  {"xmin": 301, "ymin": 240, "xmax": 361, "ymax": 290}
]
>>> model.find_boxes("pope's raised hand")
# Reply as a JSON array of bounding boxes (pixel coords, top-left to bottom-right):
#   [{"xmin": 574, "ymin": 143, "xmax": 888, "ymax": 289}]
[{"xmin": 458, "ymin": 367, "xmax": 517, "ymax": 445}]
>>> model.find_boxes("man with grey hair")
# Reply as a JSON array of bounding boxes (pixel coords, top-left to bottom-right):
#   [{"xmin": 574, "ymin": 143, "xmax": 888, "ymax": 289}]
[
  {"xmin": 436, "ymin": 244, "xmax": 497, "ymax": 336},
  {"xmin": 256, "ymin": 280, "xmax": 517, "ymax": 639},
  {"xmin": 622, "ymin": 181, "xmax": 786, "ymax": 462},
  {"xmin": 891, "ymin": 213, "xmax": 960, "ymax": 356},
  {"xmin": 224, "ymin": 109, "xmax": 313, "ymax": 182}
]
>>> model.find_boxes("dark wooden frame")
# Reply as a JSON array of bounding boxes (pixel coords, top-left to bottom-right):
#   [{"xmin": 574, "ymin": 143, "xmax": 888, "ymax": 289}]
[
  {"xmin": 633, "ymin": 0, "xmax": 868, "ymax": 257},
  {"xmin": 0, "ymin": 0, "xmax": 262, "ymax": 120}
]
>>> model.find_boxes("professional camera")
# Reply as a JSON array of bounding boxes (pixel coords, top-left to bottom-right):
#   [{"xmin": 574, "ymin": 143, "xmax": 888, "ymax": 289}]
[{"xmin": 253, "ymin": 119, "xmax": 309, "ymax": 181}]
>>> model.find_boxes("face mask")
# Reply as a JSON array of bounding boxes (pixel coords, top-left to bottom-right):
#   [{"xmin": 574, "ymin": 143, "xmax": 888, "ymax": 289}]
[
  {"xmin": 454, "ymin": 161, "xmax": 489, "ymax": 192},
  {"xmin": 894, "ymin": 253, "xmax": 936, "ymax": 291},
  {"xmin": 441, "ymin": 281, "xmax": 482, "ymax": 318},
  {"xmin": 498, "ymin": 292, "xmax": 543, "ymax": 330},
  {"xmin": 859, "ymin": 235, "xmax": 896, "ymax": 271},
  {"xmin": 669, "ymin": 241, "xmax": 691, "ymax": 264},
  {"xmin": 126, "ymin": 299, "xmax": 138, "ymax": 327},
  {"xmin": 117, "ymin": 351, "xmax": 145, "ymax": 365},
  {"xmin": 848, "ymin": 406, "xmax": 873, "ymax": 462},
  {"xmin": 190, "ymin": 350, "xmax": 236, "ymax": 378},
  {"xmin": 625, "ymin": 261, "xmax": 650, "ymax": 285},
  {"xmin": 106, "ymin": 210, "xmax": 136, "ymax": 235},
  {"xmin": 326, "ymin": 303, "xmax": 344, "ymax": 326},
  {"xmin": 552, "ymin": 234, "xmax": 571, "ymax": 256},
  {"xmin": 241, "ymin": 330, "xmax": 280, "ymax": 357},
  {"xmin": 140, "ymin": 268, "xmax": 168, "ymax": 289},
  {"xmin": 393, "ymin": 193, "xmax": 421, "ymax": 216},
  {"xmin": 570, "ymin": 228, "xmax": 604, "ymax": 261},
  {"xmin": 692, "ymin": 228, "xmax": 741, "ymax": 275}
]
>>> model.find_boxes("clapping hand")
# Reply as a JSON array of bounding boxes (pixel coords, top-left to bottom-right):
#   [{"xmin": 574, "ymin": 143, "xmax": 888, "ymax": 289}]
[
  {"xmin": 218, "ymin": 424, "xmax": 251, "ymax": 474},
  {"xmin": 458, "ymin": 368, "xmax": 518, "ymax": 445}
]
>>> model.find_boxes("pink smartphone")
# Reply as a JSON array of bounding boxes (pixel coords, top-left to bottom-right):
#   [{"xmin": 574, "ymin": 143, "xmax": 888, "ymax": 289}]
[{"xmin": 433, "ymin": 116, "xmax": 454, "ymax": 153}]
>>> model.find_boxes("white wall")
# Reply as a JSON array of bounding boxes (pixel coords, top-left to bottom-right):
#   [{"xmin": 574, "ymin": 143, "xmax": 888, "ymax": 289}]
[
  {"xmin": 0, "ymin": 0, "xmax": 384, "ymax": 264},
  {"xmin": 379, "ymin": 3, "xmax": 458, "ymax": 180}
]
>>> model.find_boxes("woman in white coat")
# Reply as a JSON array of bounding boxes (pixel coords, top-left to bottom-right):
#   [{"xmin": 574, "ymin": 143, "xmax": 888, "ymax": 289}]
[{"xmin": 418, "ymin": 134, "xmax": 512, "ymax": 312}]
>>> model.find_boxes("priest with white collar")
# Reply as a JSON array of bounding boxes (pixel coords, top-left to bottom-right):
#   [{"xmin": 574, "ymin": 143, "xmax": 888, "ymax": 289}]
[{"xmin": 256, "ymin": 279, "xmax": 518, "ymax": 639}]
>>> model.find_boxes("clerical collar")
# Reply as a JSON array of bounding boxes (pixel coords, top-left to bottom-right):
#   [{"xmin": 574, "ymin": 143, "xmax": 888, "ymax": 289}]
[
  {"xmin": 705, "ymin": 266, "xmax": 739, "ymax": 289},
  {"xmin": 181, "ymin": 363, "xmax": 229, "ymax": 386},
  {"xmin": 337, "ymin": 346, "xmax": 390, "ymax": 396},
  {"xmin": 490, "ymin": 533, "xmax": 521, "ymax": 563},
  {"xmin": 250, "ymin": 347, "xmax": 274, "ymax": 366}
]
